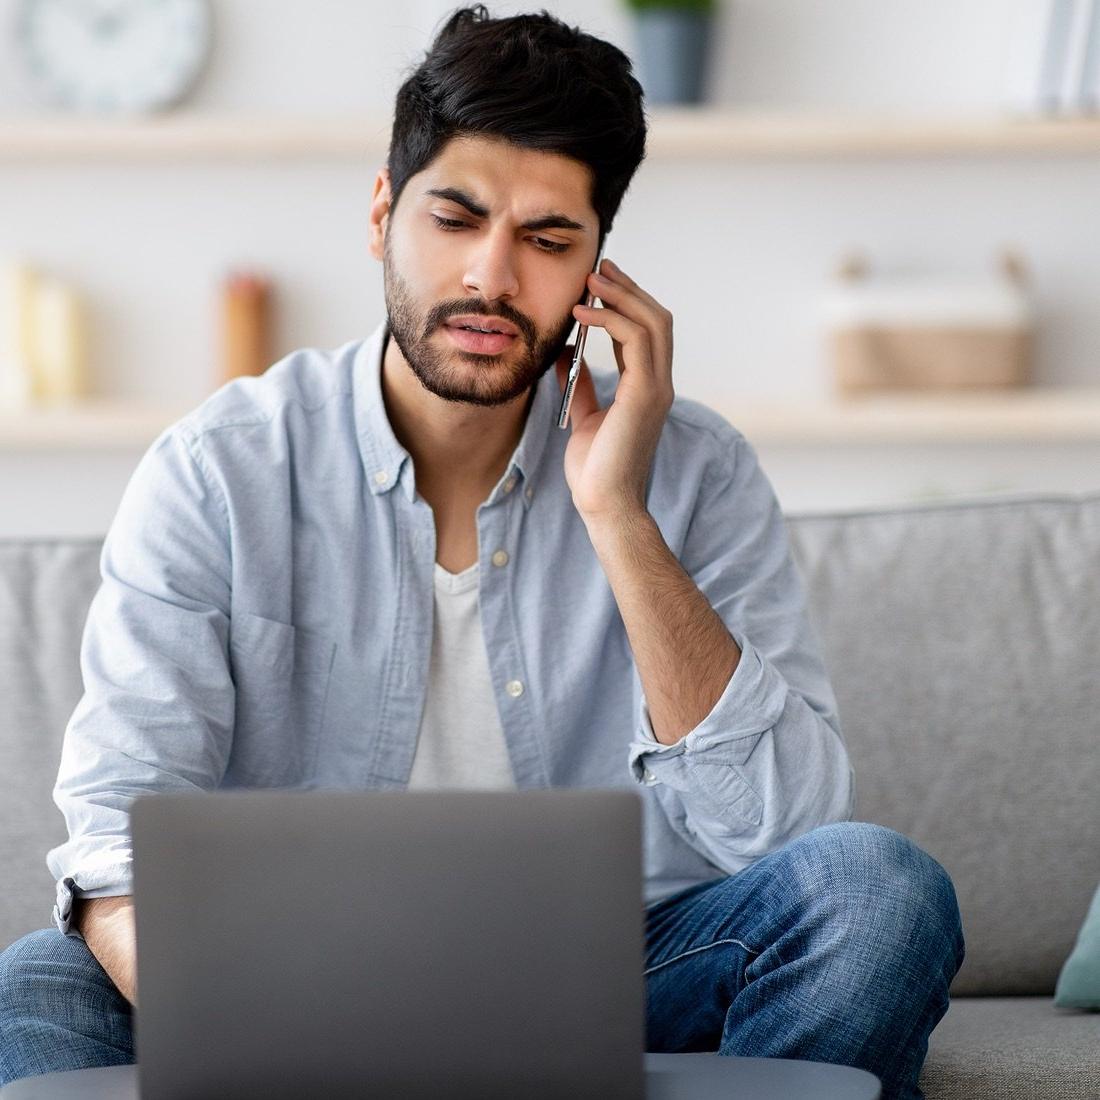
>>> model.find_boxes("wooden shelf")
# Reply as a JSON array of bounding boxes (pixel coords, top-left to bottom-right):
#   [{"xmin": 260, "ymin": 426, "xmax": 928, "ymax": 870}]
[
  {"xmin": 3, "ymin": 110, "xmax": 1100, "ymax": 160},
  {"xmin": 648, "ymin": 110, "xmax": 1100, "ymax": 157},
  {"xmin": 718, "ymin": 387, "xmax": 1100, "ymax": 444},
  {"xmin": 0, "ymin": 400, "xmax": 183, "ymax": 450},
  {"xmin": 4, "ymin": 388, "xmax": 1100, "ymax": 450}
]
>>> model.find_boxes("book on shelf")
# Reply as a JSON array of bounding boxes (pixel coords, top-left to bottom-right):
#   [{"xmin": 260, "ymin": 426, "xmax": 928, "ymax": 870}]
[
  {"xmin": 1059, "ymin": 0, "xmax": 1100, "ymax": 111},
  {"xmin": 1037, "ymin": 0, "xmax": 1076, "ymax": 112},
  {"xmin": 1077, "ymin": 0, "xmax": 1100, "ymax": 110},
  {"xmin": 1042, "ymin": 0, "xmax": 1100, "ymax": 113},
  {"xmin": 1007, "ymin": 0, "xmax": 1100, "ymax": 115}
]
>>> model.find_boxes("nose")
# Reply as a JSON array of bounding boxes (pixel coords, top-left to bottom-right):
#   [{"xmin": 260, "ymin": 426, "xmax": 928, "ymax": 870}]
[{"xmin": 462, "ymin": 226, "xmax": 520, "ymax": 303}]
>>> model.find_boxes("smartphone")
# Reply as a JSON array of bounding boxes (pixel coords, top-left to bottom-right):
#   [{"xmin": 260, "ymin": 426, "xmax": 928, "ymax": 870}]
[{"xmin": 557, "ymin": 241, "xmax": 607, "ymax": 429}]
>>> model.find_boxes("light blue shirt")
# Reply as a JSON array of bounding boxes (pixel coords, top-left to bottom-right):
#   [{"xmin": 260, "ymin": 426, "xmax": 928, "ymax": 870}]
[{"xmin": 48, "ymin": 319, "xmax": 854, "ymax": 938}]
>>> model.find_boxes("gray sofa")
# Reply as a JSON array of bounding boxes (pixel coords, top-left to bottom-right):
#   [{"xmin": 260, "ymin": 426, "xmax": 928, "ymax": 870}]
[{"xmin": 3, "ymin": 492, "xmax": 1099, "ymax": 1098}]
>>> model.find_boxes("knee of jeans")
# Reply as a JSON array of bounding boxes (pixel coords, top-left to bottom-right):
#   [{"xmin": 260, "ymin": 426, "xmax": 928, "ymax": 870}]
[
  {"xmin": 0, "ymin": 929, "xmax": 85, "ymax": 1023},
  {"xmin": 788, "ymin": 822, "xmax": 965, "ymax": 956}
]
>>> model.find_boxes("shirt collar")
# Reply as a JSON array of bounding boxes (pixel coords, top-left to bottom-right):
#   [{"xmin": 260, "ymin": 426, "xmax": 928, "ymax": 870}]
[{"xmin": 354, "ymin": 318, "xmax": 559, "ymax": 509}]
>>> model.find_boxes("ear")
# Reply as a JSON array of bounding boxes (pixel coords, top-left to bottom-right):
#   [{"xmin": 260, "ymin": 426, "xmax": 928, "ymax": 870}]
[{"xmin": 368, "ymin": 167, "xmax": 393, "ymax": 262}]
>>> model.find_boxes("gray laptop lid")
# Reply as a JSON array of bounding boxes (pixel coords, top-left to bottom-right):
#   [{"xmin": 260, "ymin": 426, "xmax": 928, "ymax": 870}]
[{"xmin": 131, "ymin": 789, "xmax": 646, "ymax": 1100}]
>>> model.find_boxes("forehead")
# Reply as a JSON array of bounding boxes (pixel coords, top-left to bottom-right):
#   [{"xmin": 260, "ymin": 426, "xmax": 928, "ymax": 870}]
[{"xmin": 418, "ymin": 134, "xmax": 594, "ymax": 221}]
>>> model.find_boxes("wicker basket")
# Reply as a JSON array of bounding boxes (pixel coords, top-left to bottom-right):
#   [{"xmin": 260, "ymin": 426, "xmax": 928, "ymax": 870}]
[{"xmin": 823, "ymin": 252, "xmax": 1035, "ymax": 394}]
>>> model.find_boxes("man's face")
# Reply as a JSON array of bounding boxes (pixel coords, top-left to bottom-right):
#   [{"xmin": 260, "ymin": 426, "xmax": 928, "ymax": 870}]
[{"xmin": 370, "ymin": 135, "xmax": 600, "ymax": 407}]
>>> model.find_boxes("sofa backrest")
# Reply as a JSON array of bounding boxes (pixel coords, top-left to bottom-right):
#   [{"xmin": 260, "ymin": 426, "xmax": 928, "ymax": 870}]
[
  {"xmin": 2, "ymin": 493, "xmax": 1098, "ymax": 995},
  {"xmin": 785, "ymin": 492, "xmax": 1100, "ymax": 996},
  {"xmin": 1, "ymin": 539, "xmax": 102, "ymax": 949}
]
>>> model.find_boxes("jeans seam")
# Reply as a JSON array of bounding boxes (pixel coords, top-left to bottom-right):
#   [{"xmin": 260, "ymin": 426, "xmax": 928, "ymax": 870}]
[{"xmin": 644, "ymin": 937, "xmax": 757, "ymax": 977}]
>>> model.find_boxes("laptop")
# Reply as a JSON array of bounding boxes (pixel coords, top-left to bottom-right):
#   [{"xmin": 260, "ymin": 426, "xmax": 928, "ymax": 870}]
[{"xmin": 130, "ymin": 789, "xmax": 647, "ymax": 1100}]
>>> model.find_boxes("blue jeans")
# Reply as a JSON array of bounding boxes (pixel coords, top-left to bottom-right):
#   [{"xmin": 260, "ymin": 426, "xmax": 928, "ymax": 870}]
[
  {"xmin": 0, "ymin": 822, "xmax": 963, "ymax": 1098},
  {"xmin": 644, "ymin": 822, "xmax": 964, "ymax": 1099}
]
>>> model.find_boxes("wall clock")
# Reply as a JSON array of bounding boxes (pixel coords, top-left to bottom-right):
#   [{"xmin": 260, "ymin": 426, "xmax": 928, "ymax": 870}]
[{"xmin": 15, "ymin": 0, "xmax": 213, "ymax": 114}]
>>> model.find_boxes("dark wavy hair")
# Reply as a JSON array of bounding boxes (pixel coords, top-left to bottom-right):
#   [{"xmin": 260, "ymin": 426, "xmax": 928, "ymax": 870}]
[{"xmin": 387, "ymin": 5, "xmax": 647, "ymax": 249}]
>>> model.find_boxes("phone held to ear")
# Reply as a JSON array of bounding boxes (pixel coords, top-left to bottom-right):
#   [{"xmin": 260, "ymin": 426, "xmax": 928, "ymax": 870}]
[{"xmin": 557, "ymin": 242, "xmax": 607, "ymax": 430}]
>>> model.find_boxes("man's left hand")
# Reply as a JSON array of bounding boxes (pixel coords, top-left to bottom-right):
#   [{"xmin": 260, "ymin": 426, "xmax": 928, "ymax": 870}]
[{"xmin": 554, "ymin": 258, "xmax": 674, "ymax": 524}]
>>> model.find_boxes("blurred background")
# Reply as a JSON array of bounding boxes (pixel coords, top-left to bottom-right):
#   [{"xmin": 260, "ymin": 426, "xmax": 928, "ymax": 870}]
[{"xmin": 2, "ymin": 0, "xmax": 1100, "ymax": 536}]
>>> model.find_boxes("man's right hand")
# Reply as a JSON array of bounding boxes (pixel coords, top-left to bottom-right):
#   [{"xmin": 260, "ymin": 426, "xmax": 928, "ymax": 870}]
[{"xmin": 74, "ymin": 894, "xmax": 138, "ymax": 1006}]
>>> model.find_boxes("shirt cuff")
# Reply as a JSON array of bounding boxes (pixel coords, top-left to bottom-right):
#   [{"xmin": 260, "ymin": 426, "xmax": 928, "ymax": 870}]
[
  {"xmin": 52, "ymin": 859, "xmax": 134, "ymax": 940},
  {"xmin": 628, "ymin": 629, "xmax": 788, "ymax": 785}
]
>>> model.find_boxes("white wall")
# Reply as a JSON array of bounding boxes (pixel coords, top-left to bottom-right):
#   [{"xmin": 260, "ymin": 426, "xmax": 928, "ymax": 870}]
[{"xmin": 2, "ymin": 0, "xmax": 1098, "ymax": 535}]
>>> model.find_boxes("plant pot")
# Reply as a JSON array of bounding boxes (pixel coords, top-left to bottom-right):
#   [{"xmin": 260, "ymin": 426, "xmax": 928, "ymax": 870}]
[{"xmin": 632, "ymin": 9, "xmax": 712, "ymax": 105}]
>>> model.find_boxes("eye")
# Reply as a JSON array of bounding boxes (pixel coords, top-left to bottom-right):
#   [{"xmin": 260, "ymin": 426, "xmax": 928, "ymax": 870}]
[
  {"xmin": 532, "ymin": 238, "xmax": 571, "ymax": 255},
  {"xmin": 430, "ymin": 215, "xmax": 467, "ymax": 231},
  {"xmin": 429, "ymin": 214, "xmax": 569, "ymax": 254}
]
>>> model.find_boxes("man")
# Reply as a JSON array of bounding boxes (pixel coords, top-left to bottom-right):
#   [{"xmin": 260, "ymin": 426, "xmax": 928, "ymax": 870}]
[{"xmin": 0, "ymin": 7, "xmax": 964, "ymax": 1097}]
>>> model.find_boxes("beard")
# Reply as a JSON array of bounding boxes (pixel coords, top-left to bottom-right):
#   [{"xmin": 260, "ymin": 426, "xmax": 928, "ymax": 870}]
[{"xmin": 382, "ymin": 232, "xmax": 579, "ymax": 408}]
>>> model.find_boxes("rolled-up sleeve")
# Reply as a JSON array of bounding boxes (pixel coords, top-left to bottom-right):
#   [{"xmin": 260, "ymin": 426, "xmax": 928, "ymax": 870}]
[
  {"xmin": 47, "ymin": 425, "xmax": 236, "ymax": 938},
  {"xmin": 627, "ymin": 430, "xmax": 855, "ymax": 875}
]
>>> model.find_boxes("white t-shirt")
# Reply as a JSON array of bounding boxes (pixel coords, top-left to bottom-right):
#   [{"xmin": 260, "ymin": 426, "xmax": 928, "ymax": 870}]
[{"xmin": 407, "ymin": 561, "xmax": 517, "ymax": 789}]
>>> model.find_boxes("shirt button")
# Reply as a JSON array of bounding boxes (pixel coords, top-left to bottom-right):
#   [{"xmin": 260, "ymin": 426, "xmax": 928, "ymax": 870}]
[
  {"xmin": 491, "ymin": 549, "xmax": 509, "ymax": 568},
  {"xmin": 643, "ymin": 768, "xmax": 658, "ymax": 786},
  {"xmin": 525, "ymin": 486, "xmax": 534, "ymax": 501},
  {"xmin": 506, "ymin": 679, "xmax": 524, "ymax": 698},
  {"xmin": 373, "ymin": 470, "xmax": 388, "ymax": 485},
  {"xmin": 503, "ymin": 476, "xmax": 517, "ymax": 493}
]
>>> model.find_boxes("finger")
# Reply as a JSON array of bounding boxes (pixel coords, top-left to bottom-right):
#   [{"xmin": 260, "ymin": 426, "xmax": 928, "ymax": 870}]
[
  {"xmin": 599, "ymin": 258, "xmax": 671, "ymax": 322},
  {"xmin": 573, "ymin": 303, "xmax": 653, "ymax": 374},
  {"xmin": 591, "ymin": 262, "xmax": 673, "ymax": 378},
  {"xmin": 587, "ymin": 273, "xmax": 670, "ymax": 361}
]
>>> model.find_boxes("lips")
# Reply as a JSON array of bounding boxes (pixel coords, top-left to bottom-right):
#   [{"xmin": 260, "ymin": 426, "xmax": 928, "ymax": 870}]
[
  {"xmin": 444, "ymin": 325, "xmax": 516, "ymax": 355},
  {"xmin": 445, "ymin": 314, "xmax": 519, "ymax": 337}
]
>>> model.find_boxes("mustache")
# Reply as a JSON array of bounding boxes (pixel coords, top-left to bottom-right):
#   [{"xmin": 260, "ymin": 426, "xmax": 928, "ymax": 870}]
[{"xmin": 426, "ymin": 300, "xmax": 547, "ymax": 344}]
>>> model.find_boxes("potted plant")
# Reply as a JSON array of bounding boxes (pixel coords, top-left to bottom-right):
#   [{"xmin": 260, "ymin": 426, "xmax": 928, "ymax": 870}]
[{"xmin": 623, "ymin": 0, "xmax": 718, "ymax": 105}]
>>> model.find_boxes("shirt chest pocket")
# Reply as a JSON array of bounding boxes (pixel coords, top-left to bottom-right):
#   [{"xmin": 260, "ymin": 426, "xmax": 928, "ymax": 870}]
[{"xmin": 227, "ymin": 611, "xmax": 337, "ymax": 786}]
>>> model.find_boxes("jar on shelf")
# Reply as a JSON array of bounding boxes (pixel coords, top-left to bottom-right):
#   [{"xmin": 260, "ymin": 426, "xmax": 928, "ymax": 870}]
[
  {"xmin": 219, "ymin": 269, "xmax": 274, "ymax": 387},
  {"xmin": 0, "ymin": 260, "xmax": 89, "ymax": 408}
]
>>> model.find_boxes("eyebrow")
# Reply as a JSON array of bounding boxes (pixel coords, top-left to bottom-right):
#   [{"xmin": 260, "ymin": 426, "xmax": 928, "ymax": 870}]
[{"xmin": 423, "ymin": 187, "xmax": 587, "ymax": 233}]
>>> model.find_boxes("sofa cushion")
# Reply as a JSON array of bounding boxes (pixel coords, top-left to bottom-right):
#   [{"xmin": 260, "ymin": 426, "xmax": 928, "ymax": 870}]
[
  {"xmin": 918, "ymin": 996, "xmax": 1100, "ymax": 1099},
  {"xmin": 1055, "ymin": 881, "xmax": 1100, "ymax": 1009},
  {"xmin": 786, "ymin": 492, "xmax": 1100, "ymax": 996}
]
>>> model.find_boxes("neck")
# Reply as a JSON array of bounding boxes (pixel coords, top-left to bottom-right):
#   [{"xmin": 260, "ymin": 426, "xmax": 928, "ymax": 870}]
[{"xmin": 380, "ymin": 330, "xmax": 534, "ymax": 504}]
